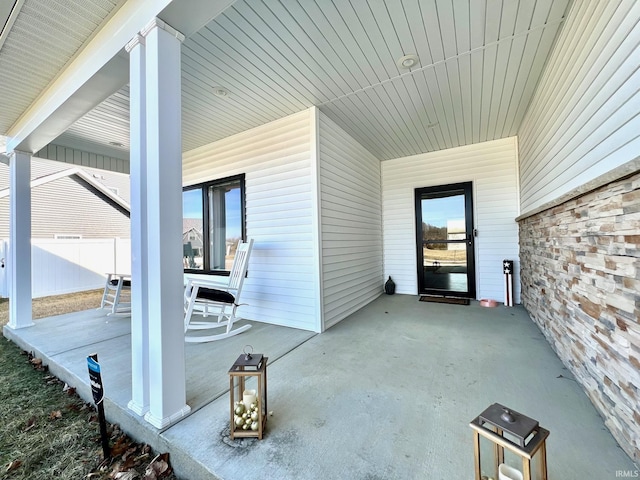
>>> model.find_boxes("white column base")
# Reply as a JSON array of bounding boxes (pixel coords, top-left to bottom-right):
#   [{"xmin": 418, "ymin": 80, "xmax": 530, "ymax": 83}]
[
  {"xmin": 127, "ymin": 399, "xmax": 149, "ymax": 416},
  {"xmin": 144, "ymin": 404, "xmax": 191, "ymax": 429},
  {"xmin": 4, "ymin": 321, "xmax": 35, "ymax": 330}
]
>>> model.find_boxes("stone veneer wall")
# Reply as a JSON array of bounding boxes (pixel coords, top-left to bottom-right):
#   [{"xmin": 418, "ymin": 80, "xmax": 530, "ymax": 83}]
[{"xmin": 519, "ymin": 171, "xmax": 640, "ymax": 462}]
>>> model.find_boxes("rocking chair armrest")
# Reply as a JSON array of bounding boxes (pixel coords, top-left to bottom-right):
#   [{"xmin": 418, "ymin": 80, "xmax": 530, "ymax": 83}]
[{"xmin": 184, "ymin": 275, "xmax": 230, "ymax": 289}]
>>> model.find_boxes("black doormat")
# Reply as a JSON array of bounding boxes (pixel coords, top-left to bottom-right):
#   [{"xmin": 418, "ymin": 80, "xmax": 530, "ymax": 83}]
[{"xmin": 419, "ymin": 296, "xmax": 470, "ymax": 305}]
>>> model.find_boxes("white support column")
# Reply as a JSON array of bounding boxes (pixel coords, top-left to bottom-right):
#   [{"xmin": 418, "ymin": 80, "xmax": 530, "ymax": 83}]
[
  {"xmin": 126, "ymin": 33, "xmax": 150, "ymax": 417},
  {"xmin": 141, "ymin": 18, "xmax": 190, "ymax": 428},
  {"xmin": 7, "ymin": 151, "xmax": 33, "ymax": 329}
]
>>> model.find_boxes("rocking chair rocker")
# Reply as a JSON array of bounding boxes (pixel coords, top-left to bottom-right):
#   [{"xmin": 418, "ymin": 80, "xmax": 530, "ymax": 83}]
[{"xmin": 183, "ymin": 239, "xmax": 254, "ymax": 343}]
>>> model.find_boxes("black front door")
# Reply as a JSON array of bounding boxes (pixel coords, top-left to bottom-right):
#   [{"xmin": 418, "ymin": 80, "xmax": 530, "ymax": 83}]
[{"xmin": 415, "ymin": 182, "xmax": 476, "ymax": 298}]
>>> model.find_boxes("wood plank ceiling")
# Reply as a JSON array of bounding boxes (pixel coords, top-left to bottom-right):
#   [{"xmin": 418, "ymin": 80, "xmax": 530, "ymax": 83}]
[{"xmin": 5, "ymin": 0, "xmax": 572, "ymax": 163}]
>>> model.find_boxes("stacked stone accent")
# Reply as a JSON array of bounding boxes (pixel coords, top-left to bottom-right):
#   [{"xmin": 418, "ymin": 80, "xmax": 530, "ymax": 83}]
[{"xmin": 519, "ymin": 171, "xmax": 640, "ymax": 462}]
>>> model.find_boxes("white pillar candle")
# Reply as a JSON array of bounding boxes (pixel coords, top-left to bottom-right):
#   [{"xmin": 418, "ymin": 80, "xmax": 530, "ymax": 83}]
[
  {"xmin": 243, "ymin": 389, "xmax": 257, "ymax": 409},
  {"xmin": 498, "ymin": 463, "xmax": 523, "ymax": 480}
]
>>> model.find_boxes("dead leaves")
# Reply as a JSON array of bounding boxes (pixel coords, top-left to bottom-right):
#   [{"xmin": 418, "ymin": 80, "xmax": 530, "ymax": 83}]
[
  {"xmin": 63, "ymin": 382, "xmax": 77, "ymax": 395},
  {"xmin": 23, "ymin": 416, "xmax": 37, "ymax": 432},
  {"xmin": 27, "ymin": 352, "xmax": 48, "ymax": 372},
  {"xmin": 89, "ymin": 430, "xmax": 173, "ymax": 480},
  {"xmin": 5, "ymin": 459, "xmax": 22, "ymax": 473},
  {"xmin": 143, "ymin": 453, "xmax": 173, "ymax": 480},
  {"xmin": 29, "ymin": 356, "xmax": 42, "ymax": 367},
  {"xmin": 49, "ymin": 409, "xmax": 63, "ymax": 420},
  {"xmin": 10, "ymin": 348, "xmax": 177, "ymax": 480}
]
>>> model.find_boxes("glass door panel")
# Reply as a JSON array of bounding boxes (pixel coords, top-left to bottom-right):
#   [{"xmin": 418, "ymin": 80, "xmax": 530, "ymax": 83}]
[{"xmin": 415, "ymin": 182, "xmax": 476, "ymax": 298}]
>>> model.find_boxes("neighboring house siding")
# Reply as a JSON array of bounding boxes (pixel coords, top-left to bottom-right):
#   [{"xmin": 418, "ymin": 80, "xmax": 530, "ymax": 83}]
[
  {"xmin": 30, "ymin": 177, "xmax": 129, "ymax": 238},
  {"xmin": 318, "ymin": 111, "xmax": 383, "ymax": 330},
  {"xmin": 518, "ymin": 0, "xmax": 640, "ymax": 215},
  {"xmin": 0, "ymin": 158, "xmax": 130, "ymax": 239},
  {"xmin": 36, "ymin": 144, "xmax": 129, "ymax": 174},
  {"xmin": 382, "ymin": 137, "xmax": 520, "ymax": 302},
  {"xmin": 183, "ymin": 109, "xmax": 321, "ymax": 332}
]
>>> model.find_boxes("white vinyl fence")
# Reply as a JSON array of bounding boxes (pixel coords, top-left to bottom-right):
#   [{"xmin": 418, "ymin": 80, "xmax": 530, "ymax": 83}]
[{"xmin": 0, "ymin": 238, "xmax": 131, "ymax": 298}]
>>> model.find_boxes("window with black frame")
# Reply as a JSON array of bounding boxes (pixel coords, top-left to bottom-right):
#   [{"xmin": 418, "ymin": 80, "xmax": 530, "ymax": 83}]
[{"xmin": 182, "ymin": 174, "xmax": 245, "ymax": 274}]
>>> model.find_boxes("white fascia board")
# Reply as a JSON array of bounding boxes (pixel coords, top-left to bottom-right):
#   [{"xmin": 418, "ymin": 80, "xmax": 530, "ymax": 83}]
[
  {"xmin": 0, "ymin": 0, "xmax": 25, "ymax": 51},
  {"xmin": 14, "ymin": 55, "xmax": 129, "ymax": 154},
  {"xmin": 6, "ymin": 0, "xmax": 175, "ymax": 153}
]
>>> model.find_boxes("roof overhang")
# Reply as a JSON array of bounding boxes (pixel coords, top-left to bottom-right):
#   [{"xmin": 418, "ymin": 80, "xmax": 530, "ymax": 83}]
[{"xmin": 5, "ymin": 0, "xmax": 234, "ymax": 155}]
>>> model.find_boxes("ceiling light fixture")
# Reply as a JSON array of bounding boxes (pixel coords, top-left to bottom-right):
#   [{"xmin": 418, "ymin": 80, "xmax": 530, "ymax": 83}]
[
  {"xmin": 213, "ymin": 86, "xmax": 229, "ymax": 98},
  {"xmin": 108, "ymin": 141, "xmax": 124, "ymax": 147},
  {"xmin": 396, "ymin": 54, "xmax": 420, "ymax": 70}
]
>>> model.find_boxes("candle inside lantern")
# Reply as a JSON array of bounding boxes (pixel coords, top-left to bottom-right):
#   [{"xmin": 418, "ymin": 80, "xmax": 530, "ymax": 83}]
[
  {"xmin": 243, "ymin": 389, "xmax": 257, "ymax": 410},
  {"xmin": 498, "ymin": 464, "xmax": 523, "ymax": 480}
]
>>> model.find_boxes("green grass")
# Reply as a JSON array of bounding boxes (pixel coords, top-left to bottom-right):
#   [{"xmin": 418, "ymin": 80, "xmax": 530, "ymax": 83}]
[
  {"xmin": 0, "ymin": 337, "xmax": 103, "ymax": 479},
  {"xmin": 0, "ymin": 291, "xmax": 179, "ymax": 479}
]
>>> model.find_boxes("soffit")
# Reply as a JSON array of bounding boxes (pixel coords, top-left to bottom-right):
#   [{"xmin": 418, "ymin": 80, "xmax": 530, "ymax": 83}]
[
  {"xmin": 13, "ymin": 0, "xmax": 572, "ymax": 162},
  {"xmin": 0, "ymin": 0, "xmax": 124, "ymax": 135}
]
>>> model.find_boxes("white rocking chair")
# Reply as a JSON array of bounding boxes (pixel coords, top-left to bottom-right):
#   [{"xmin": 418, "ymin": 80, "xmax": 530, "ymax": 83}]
[{"xmin": 183, "ymin": 239, "xmax": 254, "ymax": 343}]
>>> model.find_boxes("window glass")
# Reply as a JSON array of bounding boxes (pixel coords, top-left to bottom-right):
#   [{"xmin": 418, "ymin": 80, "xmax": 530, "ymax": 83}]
[
  {"xmin": 182, "ymin": 188, "xmax": 204, "ymax": 270},
  {"xmin": 182, "ymin": 175, "xmax": 244, "ymax": 273}
]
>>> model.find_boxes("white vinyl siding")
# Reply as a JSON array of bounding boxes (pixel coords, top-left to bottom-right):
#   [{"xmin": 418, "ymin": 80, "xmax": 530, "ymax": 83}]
[
  {"xmin": 382, "ymin": 137, "xmax": 520, "ymax": 302},
  {"xmin": 318, "ymin": 111, "xmax": 383, "ymax": 330},
  {"xmin": 182, "ymin": 110, "xmax": 321, "ymax": 332},
  {"xmin": 518, "ymin": 0, "xmax": 640, "ymax": 215}
]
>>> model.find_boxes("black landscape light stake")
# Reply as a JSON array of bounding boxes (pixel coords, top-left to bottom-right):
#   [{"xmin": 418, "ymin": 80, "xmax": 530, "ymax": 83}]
[{"xmin": 87, "ymin": 353, "xmax": 110, "ymax": 460}]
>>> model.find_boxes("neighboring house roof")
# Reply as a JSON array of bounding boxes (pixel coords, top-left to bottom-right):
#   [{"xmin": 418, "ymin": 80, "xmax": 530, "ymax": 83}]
[
  {"xmin": 183, "ymin": 218, "xmax": 202, "ymax": 234},
  {"xmin": 0, "ymin": 166, "xmax": 130, "ymax": 213},
  {"xmin": 0, "ymin": 156, "xmax": 131, "ymax": 239}
]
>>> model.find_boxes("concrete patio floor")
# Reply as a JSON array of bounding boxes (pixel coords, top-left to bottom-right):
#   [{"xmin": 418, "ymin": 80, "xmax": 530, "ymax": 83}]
[{"xmin": 4, "ymin": 294, "xmax": 637, "ymax": 479}]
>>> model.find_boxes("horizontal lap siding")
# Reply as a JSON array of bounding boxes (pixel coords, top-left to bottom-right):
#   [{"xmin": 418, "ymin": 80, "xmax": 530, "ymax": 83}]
[
  {"xmin": 518, "ymin": 0, "xmax": 640, "ymax": 215},
  {"xmin": 31, "ymin": 177, "xmax": 129, "ymax": 238},
  {"xmin": 318, "ymin": 112, "xmax": 382, "ymax": 329},
  {"xmin": 0, "ymin": 161, "xmax": 130, "ymax": 239},
  {"xmin": 0, "ymin": 157, "xmax": 131, "ymax": 238},
  {"xmin": 182, "ymin": 110, "xmax": 320, "ymax": 331},
  {"xmin": 382, "ymin": 138, "xmax": 520, "ymax": 302}
]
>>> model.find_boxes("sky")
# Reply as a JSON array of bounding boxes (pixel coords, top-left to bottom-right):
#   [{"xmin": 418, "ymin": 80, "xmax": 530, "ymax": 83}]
[
  {"xmin": 183, "ymin": 188, "xmax": 242, "ymax": 238},
  {"xmin": 422, "ymin": 194, "xmax": 465, "ymax": 227},
  {"xmin": 183, "ymin": 189, "xmax": 203, "ymax": 218}
]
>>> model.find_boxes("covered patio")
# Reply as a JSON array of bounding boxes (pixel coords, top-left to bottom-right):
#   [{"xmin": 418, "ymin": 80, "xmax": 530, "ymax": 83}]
[{"xmin": 4, "ymin": 295, "xmax": 634, "ymax": 479}]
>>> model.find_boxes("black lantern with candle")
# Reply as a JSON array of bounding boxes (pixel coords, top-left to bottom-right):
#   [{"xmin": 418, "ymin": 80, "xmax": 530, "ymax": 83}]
[{"xmin": 469, "ymin": 403, "xmax": 549, "ymax": 480}]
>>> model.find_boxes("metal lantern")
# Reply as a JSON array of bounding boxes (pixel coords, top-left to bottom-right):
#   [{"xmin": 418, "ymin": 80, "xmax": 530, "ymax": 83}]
[
  {"xmin": 469, "ymin": 403, "xmax": 549, "ymax": 480},
  {"xmin": 229, "ymin": 347, "xmax": 268, "ymax": 440}
]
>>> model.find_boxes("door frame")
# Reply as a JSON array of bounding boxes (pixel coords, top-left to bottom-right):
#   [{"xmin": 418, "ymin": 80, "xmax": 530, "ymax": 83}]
[{"xmin": 414, "ymin": 181, "xmax": 476, "ymax": 298}]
